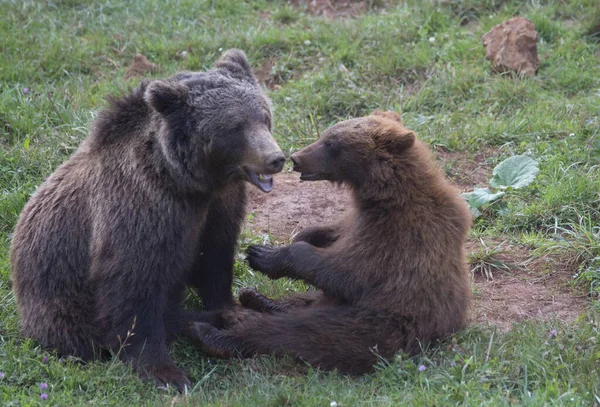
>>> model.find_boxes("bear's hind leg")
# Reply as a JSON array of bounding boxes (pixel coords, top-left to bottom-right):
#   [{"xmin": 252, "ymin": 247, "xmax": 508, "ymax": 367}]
[
  {"xmin": 189, "ymin": 306, "xmax": 405, "ymax": 374},
  {"xmin": 18, "ymin": 291, "xmax": 100, "ymax": 361},
  {"xmin": 188, "ymin": 322, "xmax": 240, "ymax": 359},
  {"xmin": 164, "ymin": 307, "xmax": 240, "ymax": 341},
  {"xmin": 238, "ymin": 287, "xmax": 324, "ymax": 313}
]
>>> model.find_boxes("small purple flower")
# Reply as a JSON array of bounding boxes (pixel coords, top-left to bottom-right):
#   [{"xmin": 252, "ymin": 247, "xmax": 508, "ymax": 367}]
[
  {"xmin": 40, "ymin": 393, "xmax": 48, "ymax": 400},
  {"xmin": 23, "ymin": 88, "xmax": 30, "ymax": 94},
  {"xmin": 42, "ymin": 356, "xmax": 49, "ymax": 363},
  {"xmin": 0, "ymin": 372, "xmax": 4, "ymax": 379},
  {"xmin": 418, "ymin": 364, "xmax": 427, "ymax": 372},
  {"xmin": 450, "ymin": 362, "xmax": 456, "ymax": 367},
  {"xmin": 549, "ymin": 329, "xmax": 557, "ymax": 339},
  {"xmin": 40, "ymin": 382, "xmax": 48, "ymax": 390}
]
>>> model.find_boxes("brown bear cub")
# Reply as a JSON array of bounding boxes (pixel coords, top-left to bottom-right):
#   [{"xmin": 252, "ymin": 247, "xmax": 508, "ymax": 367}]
[
  {"xmin": 189, "ymin": 111, "xmax": 472, "ymax": 374},
  {"xmin": 10, "ymin": 49, "xmax": 284, "ymax": 390}
]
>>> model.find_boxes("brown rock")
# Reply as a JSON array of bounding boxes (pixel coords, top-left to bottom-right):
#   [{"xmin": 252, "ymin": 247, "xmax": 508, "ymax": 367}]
[
  {"xmin": 482, "ymin": 17, "xmax": 540, "ymax": 76},
  {"xmin": 124, "ymin": 53, "xmax": 156, "ymax": 79}
]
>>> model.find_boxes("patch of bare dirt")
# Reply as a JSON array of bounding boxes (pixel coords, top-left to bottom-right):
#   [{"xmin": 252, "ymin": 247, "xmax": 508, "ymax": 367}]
[
  {"xmin": 124, "ymin": 53, "xmax": 157, "ymax": 79},
  {"xmin": 254, "ymin": 57, "xmax": 321, "ymax": 91},
  {"xmin": 246, "ymin": 172, "xmax": 350, "ymax": 241},
  {"xmin": 254, "ymin": 59, "xmax": 282, "ymax": 91},
  {"xmin": 467, "ymin": 240, "xmax": 587, "ymax": 331},
  {"xmin": 289, "ymin": 0, "xmax": 377, "ymax": 19},
  {"xmin": 257, "ymin": 11, "xmax": 272, "ymax": 20},
  {"xmin": 435, "ymin": 147, "xmax": 496, "ymax": 191},
  {"xmin": 244, "ymin": 173, "xmax": 588, "ymax": 330}
]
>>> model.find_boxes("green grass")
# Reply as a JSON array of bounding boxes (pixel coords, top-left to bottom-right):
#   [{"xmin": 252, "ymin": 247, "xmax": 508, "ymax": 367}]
[{"xmin": 1, "ymin": 0, "xmax": 600, "ymax": 404}]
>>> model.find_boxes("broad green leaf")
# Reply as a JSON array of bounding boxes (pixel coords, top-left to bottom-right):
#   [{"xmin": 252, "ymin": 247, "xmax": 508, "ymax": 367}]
[
  {"xmin": 489, "ymin": 155, "xmax": 539, "ymax": 189},
  {"xmin": 23, "ymin": 137, "xmax": 30, "ymax": 150},
  {"xmin": 469, "ymin": 205, "xmax": 482, "ymax": 219},
  {"xmin": 462, "ymin": 188, "xmax": 505, "ymax": 209}
]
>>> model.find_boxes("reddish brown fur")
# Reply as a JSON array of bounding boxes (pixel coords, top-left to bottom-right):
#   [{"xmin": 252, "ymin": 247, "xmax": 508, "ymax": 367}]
[{"xmin": 189, "ymin": 111, "xmax": 472, "ymax": 374}]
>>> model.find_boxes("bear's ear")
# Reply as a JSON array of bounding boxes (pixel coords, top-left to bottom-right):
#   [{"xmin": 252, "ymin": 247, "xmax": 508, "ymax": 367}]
[
  {"xmin": 215, "ymin": 49, "xmax": 257, "ymax": 83},
  {"xmin": 374, "ymin": 123, "xmax": 415, "ymax": 154},
  {"xmin": 391, "ymin": 129, "xmax": 415, "ymax": 151},
  {"xmin": 371, "ymin": 110, "xmax": 403, "ymax": 124},
  {"xmin": 143, "ymin": 80, "xmax": 189, "ymax": 115}
]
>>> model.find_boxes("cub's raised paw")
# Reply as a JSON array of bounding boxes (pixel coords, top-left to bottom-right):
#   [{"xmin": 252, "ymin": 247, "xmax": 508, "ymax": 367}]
[
  {"xmin": 245, "ymin": 244, "xmax": 284, "ymax": 278},
  {"xmin": 140, "ymin": 364, "xmax": 190, "ymax": 393}
]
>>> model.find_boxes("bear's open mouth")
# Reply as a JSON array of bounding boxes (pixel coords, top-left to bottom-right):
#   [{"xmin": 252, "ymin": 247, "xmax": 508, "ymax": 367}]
[{"xmin": 246, "ymin": 169, "xmax": 274, "ymax": 192}]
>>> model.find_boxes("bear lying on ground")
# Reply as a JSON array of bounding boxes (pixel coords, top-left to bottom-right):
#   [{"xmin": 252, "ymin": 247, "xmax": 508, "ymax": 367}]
[
  {"xmin": 10, "ymin": 49, "xmax": 285, "ymax": 390},
  {"xmin": 188, "ymin": 110, "xmax": 472, "ymax": 374}
]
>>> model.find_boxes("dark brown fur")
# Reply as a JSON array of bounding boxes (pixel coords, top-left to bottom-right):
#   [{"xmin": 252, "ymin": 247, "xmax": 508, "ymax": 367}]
[
  {"xmin": 10, "ymin": 50, "xmax": 284, "ymax": 390},
  {"xmin": 189, "ymin": 111, "xmax": 472, "ymax": 374}
]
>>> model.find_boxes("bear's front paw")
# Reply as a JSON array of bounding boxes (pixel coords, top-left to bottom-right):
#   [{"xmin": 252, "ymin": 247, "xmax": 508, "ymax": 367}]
[
  {"xmin": 246, "ymin": 244, "xmax": 287, "ymax": 279},
  {"xmin": 239, "ymin": 287, "xmax": 275, "ymax": 312},
  {"xmin": 188, "ymin": 321, "xmax": 218, "ymax": 341},
  {"xmin": 188, "ymin": 322, "xmax": 237, "ymax": 359}
]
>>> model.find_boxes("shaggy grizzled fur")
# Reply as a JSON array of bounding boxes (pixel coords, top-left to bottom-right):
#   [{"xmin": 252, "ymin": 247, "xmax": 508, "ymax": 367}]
[
  {"xmin": 10, "ymin": 49, "xmax": 284, "ymax": 390},
  {"xmin": 189, "ymin": 111, "xmax": 472, "ymax": 374}
]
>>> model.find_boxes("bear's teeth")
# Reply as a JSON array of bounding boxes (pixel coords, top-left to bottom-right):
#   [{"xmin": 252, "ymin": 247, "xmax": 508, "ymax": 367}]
[{"xmin": 258, "ymin": 174, "xmax": 273, "ymax": 181}]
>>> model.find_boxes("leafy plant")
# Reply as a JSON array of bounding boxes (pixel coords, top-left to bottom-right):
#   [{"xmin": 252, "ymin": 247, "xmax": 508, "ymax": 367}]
[{"xmin": 462, "ymin": 155, "xmax": 539, "ymax": 218}]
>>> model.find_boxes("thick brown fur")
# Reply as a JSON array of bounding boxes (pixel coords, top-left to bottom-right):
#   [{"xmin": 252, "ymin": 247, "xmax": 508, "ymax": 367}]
[
  {"xmin": 189, "ymin": 111, "xmax": 472, "ymax": 374},
  {"xmin": 10, "ymin": 49, "xmax": 285, "ymax": 391}
]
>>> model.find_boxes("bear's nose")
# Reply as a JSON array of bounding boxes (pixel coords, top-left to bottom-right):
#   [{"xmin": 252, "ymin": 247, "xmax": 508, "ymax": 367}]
[{"xmin": 266, "ymin": 152, "xmax": 285, "ymax": 173}]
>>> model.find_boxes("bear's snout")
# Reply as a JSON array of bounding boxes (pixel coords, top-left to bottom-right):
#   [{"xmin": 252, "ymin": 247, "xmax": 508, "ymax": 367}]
[
  {"xmin": 290, "ymin": 153, "xmax": 302, "ymax": 172},
  {"xmin": 265, "ymin": 152, "xmax": 286, "ymax": 173}
]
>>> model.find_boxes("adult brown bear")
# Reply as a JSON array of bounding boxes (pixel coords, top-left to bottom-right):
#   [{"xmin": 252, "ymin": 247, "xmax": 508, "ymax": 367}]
[
  {"xmin": 10, "ymin": 49, "xmax": 284, "ymax": 390},
  {"xmin": 189, "ymin": 111, "xmax": 472, "ymax": 374}
]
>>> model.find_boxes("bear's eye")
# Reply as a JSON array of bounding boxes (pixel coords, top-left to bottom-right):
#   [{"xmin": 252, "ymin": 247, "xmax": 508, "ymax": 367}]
[
  {"xmin": 324, "ymin": 141, "xmax": 341, "ymax": 157},
  {"xmin": 230, "ymin": 123, "xmax": 244, "ymax": 134}
]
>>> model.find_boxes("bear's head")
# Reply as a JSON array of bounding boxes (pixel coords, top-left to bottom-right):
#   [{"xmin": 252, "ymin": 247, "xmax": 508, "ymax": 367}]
[
  {"xmin": 143, "ymin": 49, "xmax": 285, "ymax": 193},
  {"xmin": 290, "ymin": 110, "xmax": 415, "ymax": 188}
]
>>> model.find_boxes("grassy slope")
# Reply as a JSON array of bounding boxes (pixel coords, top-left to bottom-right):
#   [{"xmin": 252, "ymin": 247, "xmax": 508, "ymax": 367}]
[{"xmin": 1, "ymin": 0, "xmax": 599, "ymax": 405}]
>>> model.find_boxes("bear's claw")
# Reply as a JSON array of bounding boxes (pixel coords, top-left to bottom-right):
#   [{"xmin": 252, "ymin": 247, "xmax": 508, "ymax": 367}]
[{"xmin": 139, "ymin": 364, "xmax": 190, "ymax": 393}]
